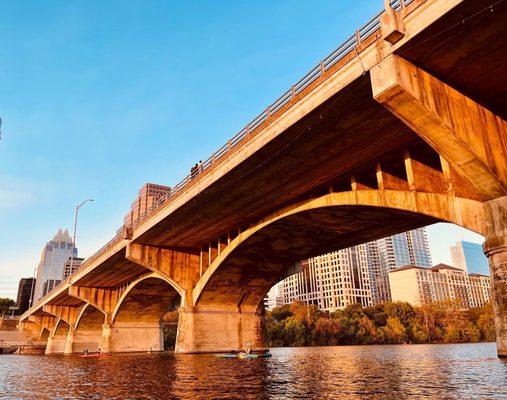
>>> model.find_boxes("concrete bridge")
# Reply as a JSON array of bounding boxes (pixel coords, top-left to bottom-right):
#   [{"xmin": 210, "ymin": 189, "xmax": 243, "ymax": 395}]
[{"xmin": 20, "ymin": 0, "xmax": 507, "ymax": 357}]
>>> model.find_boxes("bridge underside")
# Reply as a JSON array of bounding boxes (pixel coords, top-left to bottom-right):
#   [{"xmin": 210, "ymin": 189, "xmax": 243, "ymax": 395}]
[
  {"xmin": 134, "ymin": 0, "xmax": 506, "ymax": 251},
  {"xmin": 198, "ymin": 206, "xmax": 436, "ymax": 310}
]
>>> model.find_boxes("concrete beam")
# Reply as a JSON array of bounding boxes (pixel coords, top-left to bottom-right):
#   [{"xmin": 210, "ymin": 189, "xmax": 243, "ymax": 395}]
[
  {"xmin": 69, "ymin": 285, "xmax": 120, "ymax": 316},
  {"xmin": 43, "ymin": 305, "xmax": 83, "ymax": 326},
  {"xmin": 126, "ymin": 244, "xmax": 199, "ymax": 306},
  {"xmin": 371, "ymin": 54, "xmax": 507, "ymax": 200}
]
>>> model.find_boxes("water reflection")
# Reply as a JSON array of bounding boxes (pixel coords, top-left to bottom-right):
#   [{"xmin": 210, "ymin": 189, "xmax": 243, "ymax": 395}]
[{"xmin": 0, "ymin": 343, "xmax": 505, "ymax": 399}]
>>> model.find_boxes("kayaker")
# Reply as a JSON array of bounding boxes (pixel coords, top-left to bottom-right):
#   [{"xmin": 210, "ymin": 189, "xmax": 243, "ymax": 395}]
[
  {"xmin": 245, "ymin": 343, "xmax": 252, "ymax": 355},
  {"xmin": 84, "ymin": 349, "xmax": 89, "ymax": 355},
  {"xmin": 98, "ymin": 348, "xmax": 101, "ymax": 354}
]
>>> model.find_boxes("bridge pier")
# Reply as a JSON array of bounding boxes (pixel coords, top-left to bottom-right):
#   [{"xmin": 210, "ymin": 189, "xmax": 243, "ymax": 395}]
[
  {"xmin": 101, "ymin": 322, "xmax": 113, "ymax": 353},
  {"xmin": 45, "ymin": 331, "xmax": 67, "ymax": 355},
  {"xmin": 63, "ymin": 326, "xmax": 75, "ymax": 355},
  {"xmin": 109, "ymin": 322, "xmax": 164, "ymax": 353},
  {"xmin": 175, "ymin": 306, "xmax": 266, "ymax": 354},
  {"xmin": 484, "ymin": 196, "xmax": 507, "ymax": 358}
]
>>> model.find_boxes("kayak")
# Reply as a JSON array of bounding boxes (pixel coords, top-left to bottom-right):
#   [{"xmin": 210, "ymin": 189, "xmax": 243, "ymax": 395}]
[
  {"xmin": 216, "ymin": 353, "xmax": 272, "ymax": 359},
  {"xmin": 80, "ymin": 353, "xmax": 111, "ymax": 358}
]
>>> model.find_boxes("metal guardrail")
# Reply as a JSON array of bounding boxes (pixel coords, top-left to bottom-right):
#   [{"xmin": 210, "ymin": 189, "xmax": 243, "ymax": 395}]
[{"xmin": 30, "ymin": 0, "xmax": 418, "ymax": 311}]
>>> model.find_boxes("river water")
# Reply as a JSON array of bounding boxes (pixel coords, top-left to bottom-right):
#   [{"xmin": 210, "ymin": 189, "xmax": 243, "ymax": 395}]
[{"xmin": 1, "ymin": 343, "xmax": 505, "ymax": 399}]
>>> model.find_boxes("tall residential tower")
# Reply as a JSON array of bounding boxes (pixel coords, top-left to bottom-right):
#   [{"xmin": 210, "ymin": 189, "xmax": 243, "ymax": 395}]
[{"xmin": 280, "ymin": 244, "xmax": 372, "ymax": 312}]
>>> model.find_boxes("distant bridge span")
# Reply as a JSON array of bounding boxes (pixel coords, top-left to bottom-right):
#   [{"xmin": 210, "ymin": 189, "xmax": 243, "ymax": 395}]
[{"xmin": 20, "ymin": 0, "xmax": 507, "ymax": 357}]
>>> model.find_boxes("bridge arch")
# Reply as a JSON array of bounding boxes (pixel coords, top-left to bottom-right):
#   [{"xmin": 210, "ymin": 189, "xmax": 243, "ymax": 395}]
[
  {"xmin": 109, "ymin": 272, "xmax": 182, "ymax": 352},
  {"xmin": 75, "ymin": 303, "xmax": 105, "ymax": 332},
  {"xmin": 72, "ymin": 303, "xmax": 106, "ymax": 353},
  {"xmin": 40, "ymin": 327, "xmax": 50, "ymax": 341},
  {"xmin": 51, "ymin": 318, "xmax": 69, "ymax": 337},
  {"xmin": 193, "ymin": 189, "xmax": 486, "ymax": 310},
  {"xmin": 111, "ymin": 272, "xmax": 182, "ymax": 324}
]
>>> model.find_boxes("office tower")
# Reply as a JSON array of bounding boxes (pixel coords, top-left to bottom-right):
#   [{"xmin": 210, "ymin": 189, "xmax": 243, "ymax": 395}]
[
  {"xmin": 450, "ymin": 240, "xmax": 489, "ymax": 275},
  {"xmin": 368, "ymin": 227, "xmax": 432, "ymax": 304},
  {"xmin": 389, "ymin": 264, "xmax": 491, "ymax": 308},
  {"xmin": 33, "ymin": 229, "xmax": 77, "ymax": 302},
  {"xmin": 263, "ymin": 283, "xmax": 285, "ymax": 311},
  {"xmin": 16, "ymin": 278, "xmax": 35, "ymax": 313},
  {"xmin": 123, "ymin": 183, "xmax": 171, "ymax": 227},
  {"xmin": 63, "ymin": 257, "xmax": 84, "ymax": 279},
  {"xmin": 280, "ymin": 244, "xmax": 372, "ymax": 312}
]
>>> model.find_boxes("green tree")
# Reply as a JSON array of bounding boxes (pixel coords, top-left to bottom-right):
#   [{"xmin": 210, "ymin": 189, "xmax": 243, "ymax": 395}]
[
  {"xmin": 264, "ymin": 300, "xmax": 494, "ymax": 347},
  {"xmin": 477, "ymin": 305, "xmax": 496, "ymax": 342},
  {"xmin": 384, "ymin": 316, "xmax": 408, "ymax": 344},
  {"xmin": 0, "ymin": 298, "xmax": 15, "ymax": 316},
  {"xmin": 284, "ymin": 317, "xmax": 306, "ymax": 346}
]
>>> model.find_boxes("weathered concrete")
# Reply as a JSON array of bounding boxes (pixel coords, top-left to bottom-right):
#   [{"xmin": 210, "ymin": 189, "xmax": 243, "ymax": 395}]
[
  {"xmin": 484, "ymin": 196, "xmax": 507, "ymax": 357},
  {"xmin": 110, "ymin": 322, "xmax": 163, "ymax": 353},
  {"xmin": 176, "ymin": 306, "xmax": 266, "ymax": 354},
  {"xmin": 46, "ymin": 320, "xmax": 69, "ymax": 355},
  {"xmin": 371, "ymin": 54, "xmax": 507, "ymax": 200},
  {"xmin": 72, "ymin": 304, "xmax": 106, "ymax": 353},
  {"xmin": 101, "ymin": 323, "xmax": 113, "ymax": 354}
]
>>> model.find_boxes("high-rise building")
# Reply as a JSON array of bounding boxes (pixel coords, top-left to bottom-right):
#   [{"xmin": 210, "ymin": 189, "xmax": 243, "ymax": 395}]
[
  {"xmin": 124, "ymin": 183, "xmax": 171, "ymax": 227},
  {"xmin": 63, "ymin": 257, "xmax": 84, "ymax": 279},
  {"xmin": 280, "ymin": 244, "xmax": 372, "ymax": 312},
  {"xmin": 450, "ymin": 240, "xmax": 489, "ymax": 275},
  {"xmin": 368, "ymin": 228, "xmax": 432, "ymax": 304},
  {"xmin": 388, "ymin": 264, "xmax": 491, "ymax": 308},
  {"xmin": 33, "ymin": 229, "xmax": 77, "ymax": 302},
  {"xmin": 264, "ymin": 283, "xmax": 285, "ymax": 311},
  {"xmin": 16, "ymin": 278, "xmax": 35, "ymax": 313}
]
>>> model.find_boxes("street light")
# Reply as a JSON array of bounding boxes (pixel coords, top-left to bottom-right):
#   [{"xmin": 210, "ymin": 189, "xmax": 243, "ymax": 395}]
[
  {"xmin": 69, "ymin": 199, "xmax": 94, "ymax": 276},
  {"xmin": 28, "ymin": 266, "xmax": 37, "ymax": 308}
]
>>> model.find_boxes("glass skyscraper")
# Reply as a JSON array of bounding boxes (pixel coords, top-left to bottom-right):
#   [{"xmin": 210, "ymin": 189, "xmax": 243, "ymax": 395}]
[
  {"xmin": 450, "ymin": 240, "xmax": 489, "ymax": 275},
  {"xmin": 368, "ymin": 227, "xmax": 432, "ymax": 304},
  {"xmin": 32, "ymin": 229, "xmax": 77, "ymax": 302}
]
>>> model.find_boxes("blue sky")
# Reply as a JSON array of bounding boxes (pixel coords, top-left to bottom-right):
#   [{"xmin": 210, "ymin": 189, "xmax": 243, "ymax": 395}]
[{"xmin": 0, "ymin": 1, "xmax": 484, "ymax": 299}]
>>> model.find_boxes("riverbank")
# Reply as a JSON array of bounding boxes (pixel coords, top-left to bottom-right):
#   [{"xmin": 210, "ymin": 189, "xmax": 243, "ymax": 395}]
[{"xmin": 265, "ymin": 301, "xmax": 495, "ymax": 347}]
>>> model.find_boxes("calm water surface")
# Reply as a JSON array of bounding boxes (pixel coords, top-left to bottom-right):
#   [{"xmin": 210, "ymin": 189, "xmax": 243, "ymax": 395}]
[{"xmin": 1, "ymin": 343, "xmax": 506, "ymax": 399}]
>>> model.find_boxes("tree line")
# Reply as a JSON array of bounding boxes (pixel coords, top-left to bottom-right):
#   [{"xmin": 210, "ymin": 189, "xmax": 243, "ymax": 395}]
[
  {"xmin": 265, "ymin": 300, "xmax": 495, "ymax": 347},
  {"xmin": 0, "ymin": 298, "xmax": 15, "ymax": 316}
]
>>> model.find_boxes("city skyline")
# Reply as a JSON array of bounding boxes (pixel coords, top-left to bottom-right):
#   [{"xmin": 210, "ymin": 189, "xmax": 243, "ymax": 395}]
[
  {"xmin": 0, "ymin": 0, "xmax": 486, "ymax": 300},
  {"xmin": 0, "ymin": 222, "xmax": 485, "ymax": 300}
]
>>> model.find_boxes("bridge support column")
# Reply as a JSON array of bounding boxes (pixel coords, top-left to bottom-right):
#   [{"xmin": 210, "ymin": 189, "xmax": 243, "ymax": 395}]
[
  {"xmin": 63, "ymin": 326, "xmax": 75, "ymax": 355},
  {"xmin": 109, "ymin": 322, "xmax": 163, "ymax": 353},
  {"xmin": 175, "ymin": 306, "xmax": 266, "ymax": 354},
  {"xmin": 45, "ymin": 335, "xmax": 55, "ymax": 355},
  {"xmin": 484, "ymin": 196, "xmax": 507, "ymax": 358},
  {"xmin": 101, "ymin": 322, "xmax": 112, "ymax": 354}
]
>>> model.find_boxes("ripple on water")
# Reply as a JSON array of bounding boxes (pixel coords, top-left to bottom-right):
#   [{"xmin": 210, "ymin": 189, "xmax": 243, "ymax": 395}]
[{"xmin": 0, "ymin": 343, "xmax": 506, "ymax": 400}]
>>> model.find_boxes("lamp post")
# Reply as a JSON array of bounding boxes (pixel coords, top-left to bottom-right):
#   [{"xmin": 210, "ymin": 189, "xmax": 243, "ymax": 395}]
[
  {"xmin": 28, "ymin": 266, "xmax": 37, "ymax": 308},
  {"xmin": 69, "ymin": 199, "xmax": 94, "ymax": 277}
]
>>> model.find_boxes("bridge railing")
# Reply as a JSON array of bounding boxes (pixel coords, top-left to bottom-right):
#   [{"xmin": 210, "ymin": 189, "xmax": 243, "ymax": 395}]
[
  {"xmin": 125, "ymin": 0, "xmax": 415, "ymax": 232},
  {"xmin": 29, "ymin": 0, "xmax": 418, "ymax": 312}
]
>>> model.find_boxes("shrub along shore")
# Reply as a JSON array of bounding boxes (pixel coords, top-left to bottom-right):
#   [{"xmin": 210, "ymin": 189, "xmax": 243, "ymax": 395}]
[{"xmin": 265, "ymin": 300, "xmax": 495, "ymax": 347}]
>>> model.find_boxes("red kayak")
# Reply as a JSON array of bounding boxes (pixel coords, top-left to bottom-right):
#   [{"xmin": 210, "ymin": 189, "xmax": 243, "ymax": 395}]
[{"xmin": 80, "ymin": 353, "xmax": 111, "ymax": 358}]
